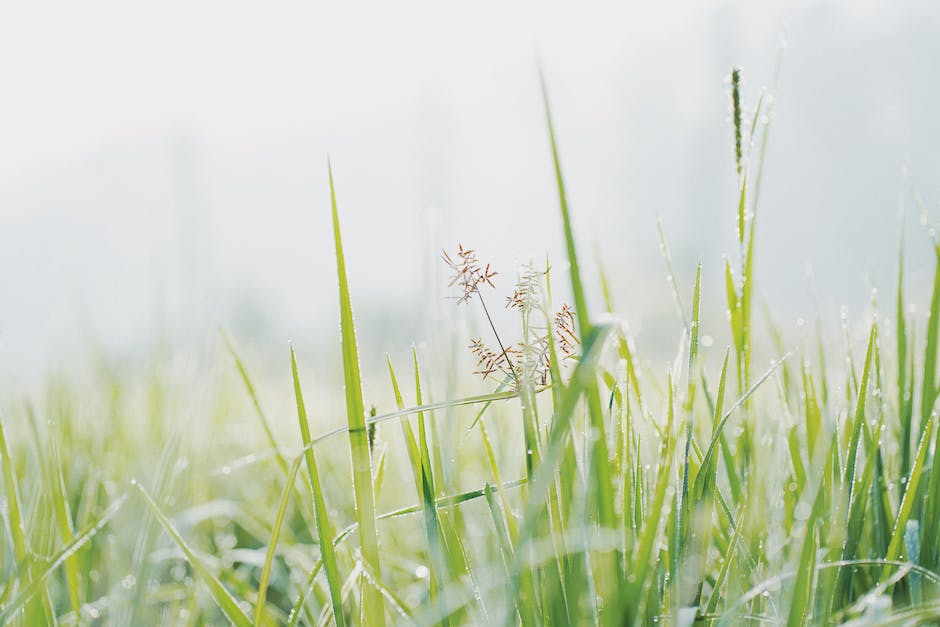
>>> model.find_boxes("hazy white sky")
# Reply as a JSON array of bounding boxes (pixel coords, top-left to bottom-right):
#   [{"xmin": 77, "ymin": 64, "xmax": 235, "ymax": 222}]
[
  {"xmin": 0, "ymin": 0, "xmax": 792, "ymax": 172},
  {"xmin": 2, "ymin": 0, "xmax": 938, "ymax": 378}
]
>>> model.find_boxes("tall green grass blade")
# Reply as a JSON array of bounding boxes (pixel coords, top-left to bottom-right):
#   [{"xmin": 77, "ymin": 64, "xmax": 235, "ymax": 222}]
[
  {"xmin": 725, "ymin": 258, "xmax": 744, "ymax": 365},
  {"xmin": 740, "ymin": 216, "xmax": 756, "ymax": 389},
  {"xmin": 540, "ymin": 70, "xmax": 589, "ymax": 334},
  {"xmin": 919, "ymin": 244, "xmax": 940, "ymax": 433},
  {"xmin": 541, "ymin": 71, "xmax": 614, "ymax": 546},
  {"xmin": 292, "ymin": 346, "xmax": 346, "ymax": 627},
  {"xmin": 48, "ymin": 426, "xmax": 82, "ymax": 614},
  {"xmin": 623, "ymin": 374, "xmax": 677, "ymax": 624},
  {"xmin": 920, "ymin": 396, "xmax": 940, "ymax": 570},
  {"xmin": 897, "ymin": 212, "xmax": 912, "ymax": 478},
  {"xmin": 844, "ymin": 323, "xmax": 876, "ymax": 505},
  {"xmin": 328, "ymin": 163, "xmax": 385, "ymax": 626},
  {"xmin": 484, "ymin": 484, "xmax": 524, "ymax": 625},
  {"xmin": 703, "ymin": 506, "xmax": 745, "ymax": 624},
  {"xmin": 802, "ymin": 360, "xmax": 822, "ymax": 459},
  {"xmin": 386, "ymin": 357, "xmax": 423, "ymax": 497},
  {"xmin": 787, "ymin": 461, "xmax": 831, "ymax": 627},
  {"xmin": 0, "ymin": 412, "xmax": 27, "ymax": 572},
  {"xmin": 388, "ymin": 354, "xmax": 450, "ymax": 622},
  {"xmin": 836, "ymin": 411, "xmax": 884, "ymax": 606},
  {"xmin": 412, "ymin": 348, "xmax": 439, "ymax": 498},
  {"xmin": 881, "ymin": 414, "xmax": 935, "ymax": 584}
]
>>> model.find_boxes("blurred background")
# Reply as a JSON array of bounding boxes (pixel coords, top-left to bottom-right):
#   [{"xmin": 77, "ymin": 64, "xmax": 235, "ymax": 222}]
[{"xmin": 3, "ymin": 0, "xmax": 940, "ymax": 383}]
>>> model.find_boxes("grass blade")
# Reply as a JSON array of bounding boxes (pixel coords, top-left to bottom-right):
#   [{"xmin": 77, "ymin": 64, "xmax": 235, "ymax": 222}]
[
  {"xmin": 329, "ymin": 163, "xmax": 385, "ymax": 626},
  {"xmin": 919, "ymin": 244, "xmax": 940, "ymax": 434},
  {"xmin": 222, "ymin": 329, "xmax": 290, "ymax": 476},
  {"xmin": 0, "ymin": 412, "xmax": 27, "ymax": 573},
  {"xmin": 254, "ymin": 453, "xmax": 304, "ymax": 626},
  {"xmin": 540, "ymin": 70, "xmax": 590, "ymax": 335},
  {"xmin": 0, "ymin": 494, "xmax": 127, "ymax": 624},
  {"xmin": 541, "ymin": 70, "xmax": 614, "ymax": 550},
  {"xmin": 881, "ymin": 414, "xmax": 935, "ymax": 584},
  {"xmin": 136, "ymin": 482, "xmax": 252, "ymax": 627},
  {"xmin": 292, "ymin": 345, "xmax": 346, "ymax": 627}
]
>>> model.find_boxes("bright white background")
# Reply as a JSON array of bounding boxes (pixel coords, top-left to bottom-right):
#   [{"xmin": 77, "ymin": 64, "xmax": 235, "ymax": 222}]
[{"xmin": 2, "ymin": 0, "xmax": 939, "ymax": 378}]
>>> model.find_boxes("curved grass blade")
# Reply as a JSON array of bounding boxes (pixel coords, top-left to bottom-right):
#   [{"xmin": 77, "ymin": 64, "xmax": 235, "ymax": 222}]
[
  {"xmin": 135, "ymin": 483, "xmax": 252, "ymax": 627},
  {"xmin": 221, "ymin": 329, "xmax": 290, "ymax": 476},
  {"xmin": 254, "ymin": 452, "xmax": 304, "ymax": 626}
]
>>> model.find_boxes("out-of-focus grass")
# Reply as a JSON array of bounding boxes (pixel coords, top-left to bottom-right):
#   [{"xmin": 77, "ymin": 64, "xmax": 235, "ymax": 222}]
[{"xmin": 2, "ymin": 67, "xmax": 940, "ymax": 626}]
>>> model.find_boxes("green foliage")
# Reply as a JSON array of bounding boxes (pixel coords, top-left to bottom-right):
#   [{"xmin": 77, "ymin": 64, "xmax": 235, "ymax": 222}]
[{"xmin": 2, "ymin": 67, "xmax": 940, "ymax": 627}]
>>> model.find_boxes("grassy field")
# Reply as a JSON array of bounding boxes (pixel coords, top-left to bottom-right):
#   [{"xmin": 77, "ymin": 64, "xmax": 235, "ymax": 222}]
[{"xmin": 3, "ymin": 69, "xmax": 940, "ymax": 625}]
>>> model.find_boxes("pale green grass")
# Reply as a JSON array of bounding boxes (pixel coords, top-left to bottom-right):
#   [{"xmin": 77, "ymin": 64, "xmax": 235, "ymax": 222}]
[{"xmin": 2, "ymin": 68, "xmax": 940, "ymax": 626}]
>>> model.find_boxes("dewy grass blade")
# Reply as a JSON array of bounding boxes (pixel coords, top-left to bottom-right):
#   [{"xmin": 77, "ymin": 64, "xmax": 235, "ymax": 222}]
[
  {"xmin": 387, "ymin": 355, "xmax": 449, "ymax": 621},
  {"xmin": 835, "ymin": 409, "xmax": 883, "ymax": 604},
  {"xmin": 329, "ymin": 163, "xmax": 385, "ymax": 626},
  {"xmin": 881, "ymin": 414, "xmax": 935, "ymax": 585},
  {"xmin": 0, "ymin": 412, "xmax": 27, "ymax": 574},
  {"xmin": 254, "ymin": 452, "xmax": 303, "ymax": 626},
  {"xmin": 291, "ymin": 346, "xmax": 346, "ymax": 627},
  {"xmin": 657, "ymin": 217, "xmax": 690, "ymax": 328},
  {"xmin": 679, "ymin": 264, "xmax": 703, "ymax": 538},
  {"xmin": 48, "ymin": 426, "xmax": 82, "ymax": 614},
  {"xmin": 624, "ymin": 374, "xmax": 678, "ymax": 624},
  {"xmin": 540, "ymin": 69, "xmax": 590, "ymax": 335},
  {"xmin": 136, "ymin": 483, "xmax": 252, "ymax": 627},
  {"xmin": 126, "ymin": 432, "xmax": 182, "ymax": 625},
  {"xmin": 843, "ymin": 323, "xmax": 876, "ymax": 505},
  {"xmin": 897, "ymin": 209, "xmax": 912, "ymax": 478},
  {"xmin": 541, "ymin": 69, "xmax": 614, "ymax": 538},
  {"xmin": 703, "ymin": 506, "xmax": 745, "ymax": 624},
  {"xmin": 787, "ymin": 474, "xmax": 827, "ymax": 627},
  {"xmin": 919, "ymin": 399, "xmax": 940, "ymax": 570},
  {"xmin": 484, "ymin": 484, "xmax": 522, "ymax": 624},
  {"xmin": 919, "ymin": 244, "xmax": 940, "ymax": 435},
  {"xmin": 0, "ymin": 494, "xmax": 127, "ymax": 625}
]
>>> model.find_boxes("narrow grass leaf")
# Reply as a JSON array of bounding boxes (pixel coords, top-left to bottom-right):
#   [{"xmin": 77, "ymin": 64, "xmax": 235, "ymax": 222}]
[
  {"xmin": 292, "ymin": 346, "xmax": 346, "ymax": 627},
  {"xmin": 328, "ymin": 163, "xmax": 384, "ymax": 626},
  {"xmin": 136, "ymin": 483, "xmax": 252, "ymax": 627}
]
